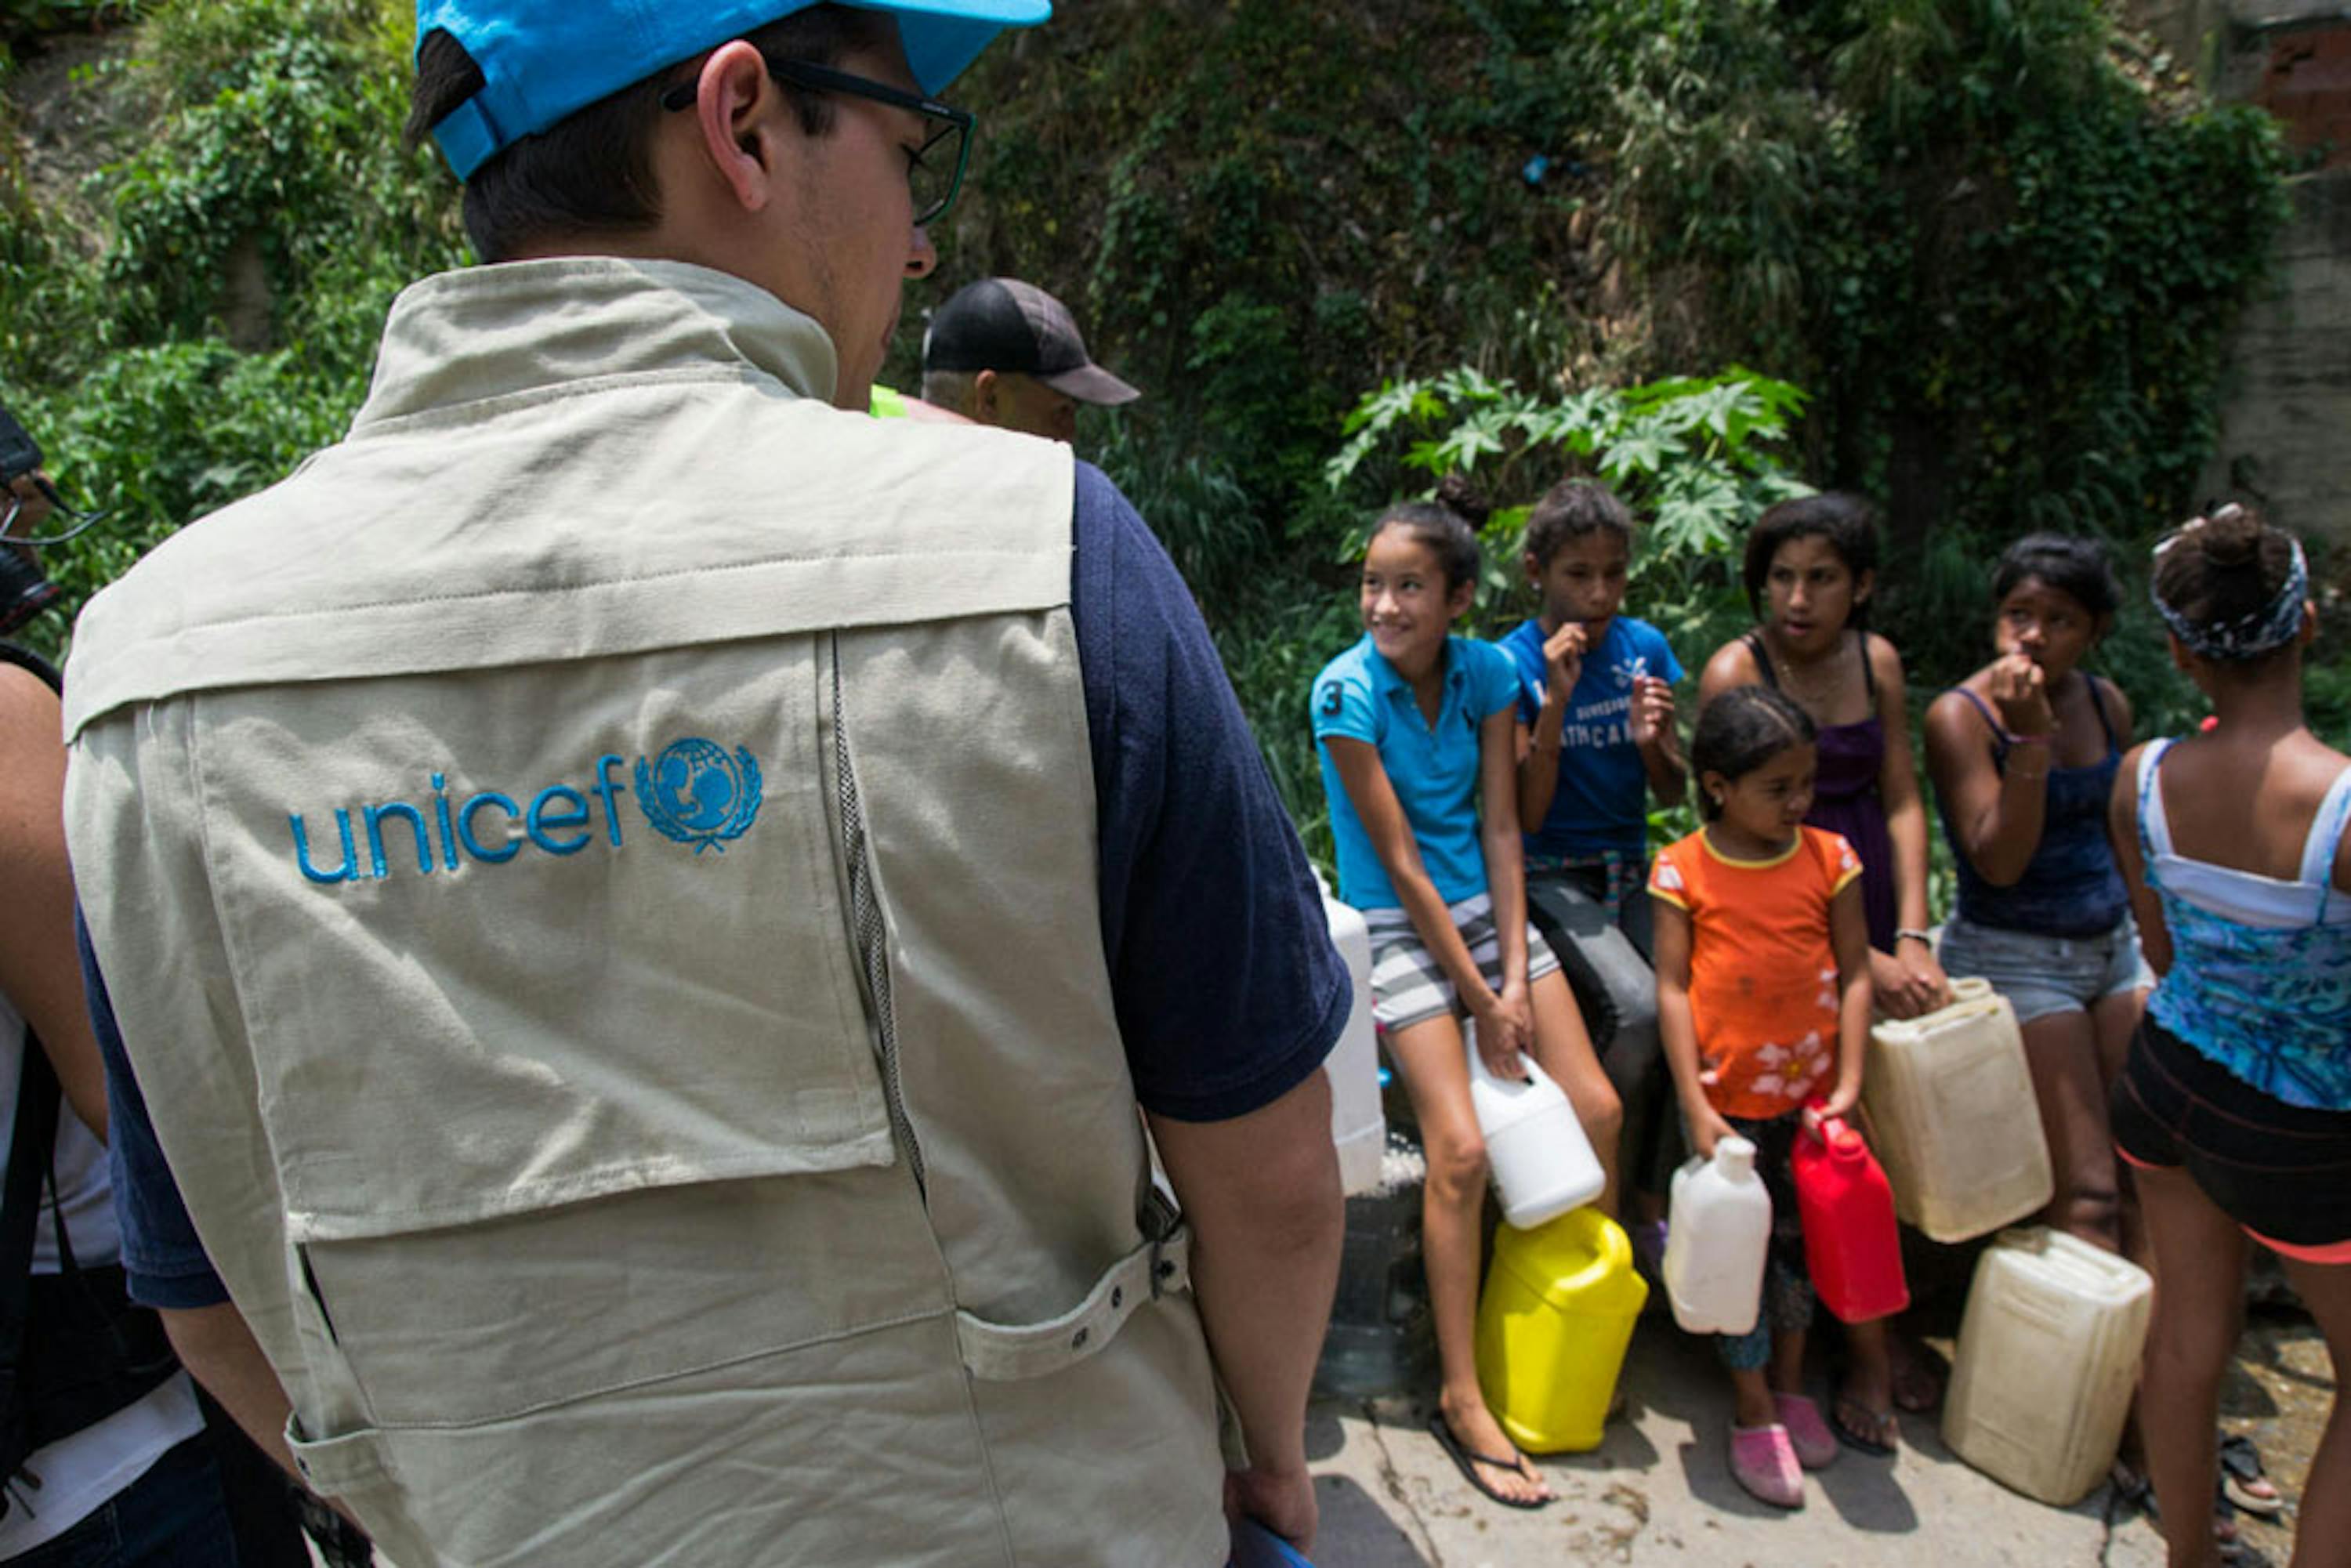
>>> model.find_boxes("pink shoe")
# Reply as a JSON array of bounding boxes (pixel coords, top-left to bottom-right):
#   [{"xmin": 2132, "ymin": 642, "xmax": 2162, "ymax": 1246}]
[
  {"xmin": 1773, "ymin": 1392, "xmax": 1840, "ymax": 1471},
  {"xmin": 1729, "ymin": 1422, "xmax": 1806, "ymax": 1508}
]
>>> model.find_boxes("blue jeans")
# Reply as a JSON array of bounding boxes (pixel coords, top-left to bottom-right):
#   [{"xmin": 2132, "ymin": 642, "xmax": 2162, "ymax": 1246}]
[
  {"xmin": 7, "ymin": 1436, "xmax": 238, "ymax": 1568},
  {"xmin": 1527, "ymin": 863, "xmax": 1672, "ymax": 1190}
]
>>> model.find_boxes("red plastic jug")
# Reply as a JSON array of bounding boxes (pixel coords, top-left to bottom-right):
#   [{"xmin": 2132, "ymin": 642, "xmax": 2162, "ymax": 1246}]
[{"xmin": 1792, "ymin": 1109, "xmax": 1909, "ymax": 1323}]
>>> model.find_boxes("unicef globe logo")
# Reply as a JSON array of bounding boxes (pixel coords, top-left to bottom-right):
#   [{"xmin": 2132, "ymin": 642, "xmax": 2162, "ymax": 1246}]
[{"xmin": 634, "ymin": 738, "xmax": 764, "ymax": 854}]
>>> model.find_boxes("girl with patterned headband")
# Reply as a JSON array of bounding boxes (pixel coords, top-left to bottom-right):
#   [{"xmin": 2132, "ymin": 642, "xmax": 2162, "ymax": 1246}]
[{"xmin": 2109, "ymin": 504, "xmax": 2349, "ymax": 1568}]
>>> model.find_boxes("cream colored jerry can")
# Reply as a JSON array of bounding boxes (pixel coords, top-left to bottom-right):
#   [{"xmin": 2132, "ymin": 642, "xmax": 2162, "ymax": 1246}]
[
  {"xmin": 1864, "ymin": 976, "xmax": 2053, "ymax": 1243},
  {"xmin": 1942, "ymin": 1226, "xmax": 2153, "ymax": 1506}
]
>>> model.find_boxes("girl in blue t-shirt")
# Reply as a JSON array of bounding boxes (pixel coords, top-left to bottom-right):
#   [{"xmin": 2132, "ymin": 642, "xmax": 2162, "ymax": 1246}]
[
  {"xmin": 1312, "ymin": 476, "xmax": 1621, "ymax": 1512},
  {"xmin": 1503, "ymin": 481, "xmax": 1686, "ymax": 1250}
]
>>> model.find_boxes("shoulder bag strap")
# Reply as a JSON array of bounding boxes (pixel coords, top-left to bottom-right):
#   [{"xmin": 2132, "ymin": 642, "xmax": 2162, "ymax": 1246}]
[{"xmin": 1, "ymin": 1041, "xmax": 61, "ymax": 1447}]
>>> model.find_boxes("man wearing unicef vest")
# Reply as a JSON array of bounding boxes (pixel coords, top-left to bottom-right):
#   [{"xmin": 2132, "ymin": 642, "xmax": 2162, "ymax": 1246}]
[{"xmin": 58, "ymin": 2, "xmax": 1350, "ymax": 1563}]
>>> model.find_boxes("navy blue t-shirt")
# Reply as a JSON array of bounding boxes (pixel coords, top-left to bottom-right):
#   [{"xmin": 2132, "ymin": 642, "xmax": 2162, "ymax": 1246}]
[{"xmin": 86, "ymin": 460, "xmax": 1349, "ymax": 1308}]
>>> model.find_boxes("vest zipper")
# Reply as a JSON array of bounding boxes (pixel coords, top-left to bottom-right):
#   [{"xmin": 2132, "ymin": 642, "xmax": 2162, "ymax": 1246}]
[
  {"xmin": 295, "ymin": 1243, "xmax": 339, "ymax": 1345},
  {"xmin": 831, "ymin": 642, "xmax": 927, "ymax": 1200}
]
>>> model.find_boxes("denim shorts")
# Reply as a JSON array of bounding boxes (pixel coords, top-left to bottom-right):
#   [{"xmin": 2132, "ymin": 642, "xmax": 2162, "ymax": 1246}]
[{"xmin": 1936, "ymin": 913, "xmax": 2152, "ymax": 1025}]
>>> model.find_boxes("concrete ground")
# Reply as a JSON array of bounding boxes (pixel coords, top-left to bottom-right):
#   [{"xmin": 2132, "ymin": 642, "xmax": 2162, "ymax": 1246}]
[
  {"xmin": 1306, "ymin": 1319, "xmax": 2182, "ymax": 1567},
  {"xmin": 307, "ymin": 1297, "xmax": 2333, "ymax": 1566}
]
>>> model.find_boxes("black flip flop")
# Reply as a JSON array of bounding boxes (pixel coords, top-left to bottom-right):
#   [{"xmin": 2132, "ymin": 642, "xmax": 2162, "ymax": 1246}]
[
  {"xmin": 1427, "ymin": 1412, "xmax": 1552, "ymax": 1509},
  {"xmin": 2219, "ymin": 1434, "xmax": 2285, "ymax": 1519},
  {"xmin": 1831, "ymin": 1393, "xmax": 1897, "ymax": 1457}
]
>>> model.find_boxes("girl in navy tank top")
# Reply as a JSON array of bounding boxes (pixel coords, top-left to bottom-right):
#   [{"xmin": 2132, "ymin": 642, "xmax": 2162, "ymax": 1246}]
[{"xmin": 1925, "ymin": 534, "xmax": 2148, "ymax": 1258}]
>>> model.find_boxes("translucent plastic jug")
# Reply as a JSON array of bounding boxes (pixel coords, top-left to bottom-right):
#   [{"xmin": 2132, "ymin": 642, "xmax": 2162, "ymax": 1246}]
[
  {"xmin": 1317, "ymin": 885, "xmax": 1388, "ymax": 1196},
  {"xmin": 1662, "ymin": 1135, "xmax": 1772, "ymax": 1335},
  {"xmin": 1465, "ymin": 1022, "xmax": 1604, "ymax": 1229},
  {"xmin": 1791, "ymin": 1112, "xmax": 1909, "ymax": 1324},
  {"xmin": 1475, "ymin": 1206, "xmax": 1648, "ymax": 1453},
  {"xmin": 1864, "ymin": 977, "xmax": 2052, "ymax": 1243},
  {"xmin": 1942, "ymin": 1226, "xmax": 2153, "ymax": 1506}
]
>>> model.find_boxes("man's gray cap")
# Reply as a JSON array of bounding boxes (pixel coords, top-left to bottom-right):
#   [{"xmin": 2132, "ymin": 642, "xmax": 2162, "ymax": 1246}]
[{"xmin": 922, "ymin": 278, "xmax": 1141, "ymax": 406}]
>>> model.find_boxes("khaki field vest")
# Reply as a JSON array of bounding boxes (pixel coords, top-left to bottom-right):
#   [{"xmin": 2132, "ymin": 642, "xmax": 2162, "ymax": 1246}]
[{"xmin": 61, "ymin": 259, "xmax": 1224, "ymax": 1567}]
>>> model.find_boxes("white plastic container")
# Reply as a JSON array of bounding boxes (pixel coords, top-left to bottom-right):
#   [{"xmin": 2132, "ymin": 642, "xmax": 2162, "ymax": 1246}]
[
  {"xmin": 1942, "ymin": 1226, "xmax": 2153, "ymax": 1506},
  {"xmin": 1661, "ymin": 1136, "xmax": 1773, "ymax": 1335},
  {"xmin": 1317, "ymin": 887, "xmax": 1387, "ymax": 1197},
  {"xmin": 1864, "ymin": 976, "xmax": 2052, "ymax": 1243},
  {"xmin": 1465, "ymin": 1022, "xmax": 1604, "ymax": 1229}
]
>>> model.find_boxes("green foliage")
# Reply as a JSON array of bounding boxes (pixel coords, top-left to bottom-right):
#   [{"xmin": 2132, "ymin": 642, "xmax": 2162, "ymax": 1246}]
[
  {"xmin": 1324, "ymin": 364, "xmax": 1813, "ymax": 655},
  {"xmin": 2, "ymin": 0, "xmax": 464, "ymax": 662},
  {"xmin": 2, "ymin": 1, "xmax": 130, "ymax": 47}
]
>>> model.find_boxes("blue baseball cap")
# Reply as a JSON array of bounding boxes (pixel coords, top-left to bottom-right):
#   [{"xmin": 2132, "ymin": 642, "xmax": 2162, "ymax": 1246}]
[{"xmin": 416, "ymin": 0, "xmax": 1050, "ymax": 180}]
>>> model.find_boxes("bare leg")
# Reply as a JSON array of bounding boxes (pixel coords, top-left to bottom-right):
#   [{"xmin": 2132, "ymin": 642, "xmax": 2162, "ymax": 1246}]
[
  {"xmin": 2019, "ymin": 1008, "xmax": 2123, "ymax": 1251},
  {"xmin": 1838, "ymin": 1316, "xmax": 1900, "ymax": 1446},
  {"xmin": 1527, "ymin": 969, "xmax": 1623, "ymax": 1219},
  {"xmin": 1730, "ymin": 1364, "xmax": 1776, "ymax": 1429},
  {"xmin": 1768, "ymin": 1327, "xmax": 1808, "ymax": 1399},
  {"xmin": 2279, "ymin": 1251, "xmax": 2351, "ymax": 1568},
  {"xmin": 1386, "ymin": 1013, "xmax": 1552, "ymax": 1506},
  {"xmin": 2134, "ymin": 1164, "xmax": 2247, "ymax": 1568},
  {"xmin": 2092, "ymin": 987, "xmax": 2150, "ymax": 1262}
]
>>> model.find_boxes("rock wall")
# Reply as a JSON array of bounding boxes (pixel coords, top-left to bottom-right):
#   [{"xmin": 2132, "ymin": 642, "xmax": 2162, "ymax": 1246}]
[
  {"xmin": 2132, "ymin": 0, "xmax": 2351, "ymax": 548},
  {"xmin": 2200, "ymin": 172, "xmax": 2351, "ymax": 541}
]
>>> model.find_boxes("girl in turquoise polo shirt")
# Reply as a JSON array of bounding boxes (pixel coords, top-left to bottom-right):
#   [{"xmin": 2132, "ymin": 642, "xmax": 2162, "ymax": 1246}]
[{"xmin": 1312, "ymin": 476, "xmax": 1621, "ymax": 1512}]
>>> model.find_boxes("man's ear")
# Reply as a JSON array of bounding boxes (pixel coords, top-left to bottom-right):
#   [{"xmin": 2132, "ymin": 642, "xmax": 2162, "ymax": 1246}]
[
  {"xmin": 972, "ymin": 368, "xmax": 1000, "ymax": 416},
  {"xmin": 687, "ymin": 41, "xmax": 784, "ymax": 214}
]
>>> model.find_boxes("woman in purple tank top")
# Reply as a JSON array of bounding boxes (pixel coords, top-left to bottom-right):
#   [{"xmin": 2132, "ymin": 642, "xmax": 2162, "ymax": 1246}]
[
  {"xmin": 1698, "ymin": 493, "xmax": 1951, "ymax": 1451},
  {"xmin": 1698, "ymin": 496, "xmax": 1951, "ymax": 1017}
]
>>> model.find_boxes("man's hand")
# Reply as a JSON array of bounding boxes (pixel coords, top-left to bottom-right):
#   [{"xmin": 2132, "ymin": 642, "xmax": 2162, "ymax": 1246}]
[
  {"xmin": 1149, "ymin": 1074, "xmax": 1341, "ymax": 1556},
  {"xmin": 1227, "ymin": 1461, "xmax": 1318, "ymax": 1557}
]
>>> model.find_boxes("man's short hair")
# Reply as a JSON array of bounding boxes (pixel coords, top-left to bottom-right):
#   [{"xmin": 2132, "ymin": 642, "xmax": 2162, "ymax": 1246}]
[
  {"xmin": 404, "ymin": 6, "xmax": 897, "ymax": 263},
  {"xmin": 919, "ymin": 368, "xmax": 978, "ymax": 411}
]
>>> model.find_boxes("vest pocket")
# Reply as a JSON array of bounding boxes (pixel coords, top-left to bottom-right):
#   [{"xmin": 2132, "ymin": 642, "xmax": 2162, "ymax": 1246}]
[
  {"xmin": 187, "ymin": 644, "xmax": 893, "ymax": 1240},
  {"xmin": 294, "ymin": 1169, "xmax": 950, "ymax": 1430}
]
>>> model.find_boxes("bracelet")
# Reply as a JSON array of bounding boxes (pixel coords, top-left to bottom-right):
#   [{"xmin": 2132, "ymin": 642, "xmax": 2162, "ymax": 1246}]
[
  {"xmin": 2004, "ymin": 730, "xmax": 2052, "ymax": 746},
  {"xmin": 1895, "ymin": 929, "xmax": 1933, "ymax": 947}
]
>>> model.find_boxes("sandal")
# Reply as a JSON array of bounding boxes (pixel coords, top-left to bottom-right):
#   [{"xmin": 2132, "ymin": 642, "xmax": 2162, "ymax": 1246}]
[
  {"xmin": 2219, "ymin": 1434, "xmax": 2285, "ymax": 1519},
  {"xmin": 1728, "ymin": 1422, "xmax": 1805, "ymax": 1508},
  {"xmin": 1888, "ymin": 1334, "xmax": 1944, "ymax": 1414},
  {"xmin": 1831, "ymin": 1392, "xmax": 1898, "ymax": 1457},
  {"xmin": 1773, "ymin": 1392, "xmax": 1840, "ymax": 1471},
  {"xmin": 1427, "ymin": 1411, "xmax": 1552, "ymax": 1510}
]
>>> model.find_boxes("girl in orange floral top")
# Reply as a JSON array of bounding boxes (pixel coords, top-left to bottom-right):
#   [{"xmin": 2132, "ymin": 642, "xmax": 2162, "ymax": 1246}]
[{"xmin": 1650, "ymin": 684, "xmax": 1876, "ymax": 1508}]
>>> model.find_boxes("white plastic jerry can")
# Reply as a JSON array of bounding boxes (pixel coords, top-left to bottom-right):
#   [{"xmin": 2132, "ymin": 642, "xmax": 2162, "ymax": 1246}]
[
  {"xmin": 1864, "ymin": 976, "xmax": 2052, "ymax": 1243},
  {"xmin": 1317, "ymin": 885, "xmax": 1388, "ymax": 1197},
  {"xmin": 1465, "ymin": 1021, "xmax": 1604, "ymax": 1229},
  {"xmin": 1661, "ymin": 1135, "xmax": 1773, "ymax": 1335},
  {"xmin": 1942, "ymin": 1226, "xmax": 2154, "ymax": 1507}
]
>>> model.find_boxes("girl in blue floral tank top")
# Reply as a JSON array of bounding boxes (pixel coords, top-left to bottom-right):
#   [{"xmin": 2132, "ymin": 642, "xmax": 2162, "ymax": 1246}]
[{"xmin": 2106, "ymin": 505, "xmax": 2351, "ymax": 1568}]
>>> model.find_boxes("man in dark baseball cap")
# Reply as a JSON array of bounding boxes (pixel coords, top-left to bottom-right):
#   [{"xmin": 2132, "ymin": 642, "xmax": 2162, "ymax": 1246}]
[{"xmin": 921, "ymin": 277, "xmax": 1139, "ymax": 443}]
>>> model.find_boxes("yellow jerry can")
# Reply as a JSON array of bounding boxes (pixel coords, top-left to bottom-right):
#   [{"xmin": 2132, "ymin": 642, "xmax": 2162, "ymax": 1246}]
[{"xmin": 1473, "ymin": 1205, "xmax": 1646, "ymax": 1454}]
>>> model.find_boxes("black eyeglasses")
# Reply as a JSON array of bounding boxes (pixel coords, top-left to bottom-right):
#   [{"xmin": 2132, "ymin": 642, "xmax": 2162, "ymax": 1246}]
[{"xmin": 661, "ymin": 58, "xmax": 975, "ymax": 228}]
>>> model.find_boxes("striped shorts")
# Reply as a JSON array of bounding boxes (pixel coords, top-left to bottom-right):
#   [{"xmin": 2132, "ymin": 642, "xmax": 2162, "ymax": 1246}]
[{"xmin": 1364, "ymin": 890, "xmax": 1563, "ymax": 1034}]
